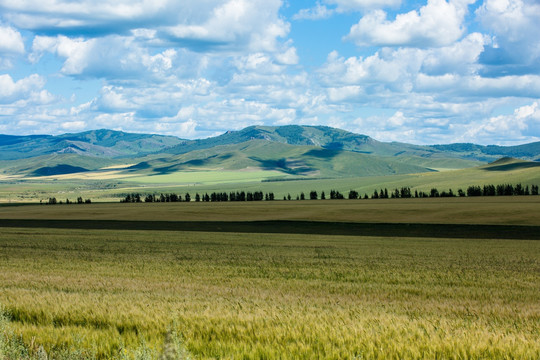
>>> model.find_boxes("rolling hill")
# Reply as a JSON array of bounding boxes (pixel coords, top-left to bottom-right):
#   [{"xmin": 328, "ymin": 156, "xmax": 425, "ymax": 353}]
[
  {"xmin": 124, "ymin": 140, "xmax": 432, "ymax": 179},
  {"xmin": 1, "ymin": 125, "xmax": 539, "ymax": 181},
  {"xmin": 0, "ymin": 129, "xmax": 185, "ymax": 160}
]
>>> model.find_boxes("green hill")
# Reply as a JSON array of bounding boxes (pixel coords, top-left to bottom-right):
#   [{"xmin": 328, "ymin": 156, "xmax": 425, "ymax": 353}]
[
  {"xmin": 126, "ymin": 140, "xmax": 433, "ymax": 179},
  {"xmin": 0, "ymin": 130, "xmax": 184, "ymax": 160},
  {"xmin": 0, "ymin": 153, "xmax": 122, "ymax": 177},
  {"xmin": 1, "ymin": 125, "xmax": 540, "ymax": 183}
]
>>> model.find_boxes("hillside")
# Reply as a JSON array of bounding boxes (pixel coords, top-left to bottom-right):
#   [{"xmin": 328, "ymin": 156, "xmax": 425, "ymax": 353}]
[
  {"xmin": 0, "ymin": 129, "xmax": 184, "ymax": 160},
  {"xmin": 1, "ymin": 125, "xmax": 540, "ymax": 182},
  {"xmin": 125, "ymin": 140, "xmax": 432, "ymax": 179}
]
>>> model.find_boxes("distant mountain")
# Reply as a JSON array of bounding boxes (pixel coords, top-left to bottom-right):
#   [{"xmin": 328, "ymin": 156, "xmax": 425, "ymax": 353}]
[
  {"xmin": 431, "ymin": 142, "xmax": 540, "ymax": 162},
  {"xmin": 1, "ymin": 125, "xmax": 539, "ymax": 179},
  {"xmin": 126, "ymin": 140, "xmax": 432, "ymax": 178},
  {"xmin": 0, "ymin": 153, "xmax": 121, "ymax": 177},
  {"xmin": 0, "ymin": 129, "xmax": 185, "ymax": 160},
  {"xmin": 164, "ymin": 125, "xmax": 409, "ymax": 156},
  {"xmin": 163, "ymin": 125, "xmax": 540, "ymax": 163}
]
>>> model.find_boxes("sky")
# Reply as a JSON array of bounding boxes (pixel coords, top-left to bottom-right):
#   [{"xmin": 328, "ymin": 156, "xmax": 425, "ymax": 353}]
[{"xmin": 0, "ymin": 0, "xmax": 539, "ymax": 145}]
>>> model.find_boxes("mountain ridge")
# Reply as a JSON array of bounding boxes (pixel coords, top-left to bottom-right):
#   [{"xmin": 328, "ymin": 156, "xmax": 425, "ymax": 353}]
[
  {"xmin": 2, "ymin": 125, "xmax": 539, "ymax": 162},
  {"xmin": 1, "ymin": 125, "xmax": 539, "ymax": 180}
]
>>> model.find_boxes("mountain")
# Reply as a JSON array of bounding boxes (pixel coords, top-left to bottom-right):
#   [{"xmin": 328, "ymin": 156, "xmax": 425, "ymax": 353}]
[
  {"xmin": 125, "ymin": 140, "xmax": 432, "ymax": 178},
  {"xmin": 0, "ymin": 129, "xmax": 185, "ymax": 160},
  {"xmin": 0, "ymin": 153, "xmax": 122, "ymax": 177},
  {"xmin": 164, "ymin": 125, "xmax": 420, "ymax": 156},
  {"xmin": 431, "ymin": 142, "xmax": 540, "ymax": 162},
  {"xmin": 162, "ymin": 125, "xmax": 540, "ymax": 163},
  {"xmin": 1, "ymin": 125, "xmax": 539, "ymax": 179}
]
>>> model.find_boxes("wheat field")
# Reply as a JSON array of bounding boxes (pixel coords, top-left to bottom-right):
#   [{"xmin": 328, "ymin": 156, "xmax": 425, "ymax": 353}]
[{"xmin": 1, "ymin": 224, "xmax": 539, "ymax": 359}]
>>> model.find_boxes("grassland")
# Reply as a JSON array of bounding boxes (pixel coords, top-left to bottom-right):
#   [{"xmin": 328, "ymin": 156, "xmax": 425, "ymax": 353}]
[
  {"xmin": 2, "ymin": 197, "xmax": 540, "ymax": 226},
  {"xmin": 1, "ymin": 227, "xmax": 539, "ymax": 359},
  {"xmin": 1, "ymin": 199, "xmax": 540, "ymax": 359},
  {"xmin": 1, "ymin": 157, "xmax": 539, "ymax": 203}
]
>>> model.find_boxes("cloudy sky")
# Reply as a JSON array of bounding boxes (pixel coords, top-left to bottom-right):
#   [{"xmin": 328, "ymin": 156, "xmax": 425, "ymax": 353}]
[{"xmin": 0, "ymin": 0, "xmax": 539, "ymax": 144}]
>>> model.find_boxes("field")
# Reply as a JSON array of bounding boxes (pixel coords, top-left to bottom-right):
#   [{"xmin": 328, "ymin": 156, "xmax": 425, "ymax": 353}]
[
  {"xmin": 0, "ymin": 199, "xmax": 539, "ymax": 359},
  {"xmin": 1, "ymin": 156, "xmax": 540, "ymax": 204}
]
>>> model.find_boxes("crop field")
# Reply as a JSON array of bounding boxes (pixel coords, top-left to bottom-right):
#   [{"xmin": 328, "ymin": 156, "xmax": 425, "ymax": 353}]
[{"xmin": 0, "ymin": 199, "xmax": 539, "ymax": 359}]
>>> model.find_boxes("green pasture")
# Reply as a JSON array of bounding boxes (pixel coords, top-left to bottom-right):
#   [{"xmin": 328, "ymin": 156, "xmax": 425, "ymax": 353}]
[
  {"xmin": 124, "ymin": 169, "xmax": 287, "ymax": 185},
  {"xmin": 1, "ymin": 227, "xmax": 539, "ymax": 359},
  {"xmin": 1, "ymin": 157, "xmax": 539, "ymax": 203}
]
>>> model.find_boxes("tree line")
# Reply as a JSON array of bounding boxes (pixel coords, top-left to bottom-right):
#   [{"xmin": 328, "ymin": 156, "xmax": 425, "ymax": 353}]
[
  {"xmin": 42, "ymin": 197, "xmax": 92, "ymax": 205},
  {"xmin": 120, "ymin": 191, "xmax": 275, "ymax": 203},
  {"xmin": 118, "ymin": 183, "xmax": 539, "ymax": 203}
]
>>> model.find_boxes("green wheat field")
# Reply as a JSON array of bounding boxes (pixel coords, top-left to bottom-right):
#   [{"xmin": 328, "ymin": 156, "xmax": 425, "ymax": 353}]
[{"xmin": 1, "ymin": 200, "xmax": 540, "ymax": 359}]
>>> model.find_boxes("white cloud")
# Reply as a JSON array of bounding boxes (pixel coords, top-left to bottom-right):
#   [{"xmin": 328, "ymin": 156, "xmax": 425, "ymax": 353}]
[
  {"xmin": 0, "ymin": 74, "xmax": 45, "ymax": 103},
  {"xmin": 476, "ymin": 0, "xmax": 540, "ymax": 75},
  {"xmin": 293, "ymin": 3, "xmax": 334, "ymax": 20},
  {"xmin": 476, "ymin": 0, "xmax": 540, "ymax": 43},
  {"xmin": 458, "ymin": 101, "xmax": 540, "ymax": 145},
  {"xmin": 4, "ymin": 0, "xmax": 290, "ymax": 54},
  {"xmin": 0, "ymin": 25, "xmax": 24, "ymax": 54},
  {"xmin": 31, "ymin": 35, "xmax": 95, "ymax": 74},
  {"xmin": 0, "ymin": 0, "xmax": 171, "ymax": 33},
  {"xmin": 421, "ymin": 32, "xmax": 488, "ymax": 75},
  {"xmin": 31, "ymin": 35, "xmax": 184, "ymax": 80},
  {"xmin": 275, "ymin": 47, "xmax": 299, "ymax": 65},
  {"xmin": 327, "ymin": 0, "xmax": 402, "ymax": 11},
  {"xmin": 346, "ymin": 0, "xmax": 473, "ymax": 47},
  {"xmin": 61, "ymin": 121, "xmax": 86, "ymax": 131},
  {"xmin": 162, "ymin": 0, "xmax": 289, "ymax": 53},
  {"xmin": 319, "ymin": 48, "xmax": 424, "ymax": 90},
  {"xmin": 293, "ymin": 0, "xmax": 403, "ymax": 21}
]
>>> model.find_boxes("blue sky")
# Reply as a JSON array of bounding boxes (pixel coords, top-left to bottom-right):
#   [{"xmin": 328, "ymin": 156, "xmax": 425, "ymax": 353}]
[{"xmin": 0, "ymin": 0, "xmax": 539, "ymax": 145}]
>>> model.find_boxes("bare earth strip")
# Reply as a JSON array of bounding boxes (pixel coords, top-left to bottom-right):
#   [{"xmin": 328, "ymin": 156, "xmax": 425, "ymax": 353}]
[{"xmin": 0, "ymin": 219, "xmax": 539, "ymax": 240}]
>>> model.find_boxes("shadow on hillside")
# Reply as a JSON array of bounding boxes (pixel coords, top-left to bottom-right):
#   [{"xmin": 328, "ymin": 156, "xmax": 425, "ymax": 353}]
[
  {"xmin": 250, "ymin": 157, "xmax": 315, "ymax": 175},
  {"xmin": 304, "ymin": 148, "xmax": 342, "ymax": 159},
  {"xmin": 483, "ymin": 162, "xmax": 540, "ymax": 172},
  {"xmin": 32, "ymin": 165, "xmax": 89, "ymax": 176},
  {"xmin": 138, "ymin": 154, "xmax": 236, "ymax": 175}
]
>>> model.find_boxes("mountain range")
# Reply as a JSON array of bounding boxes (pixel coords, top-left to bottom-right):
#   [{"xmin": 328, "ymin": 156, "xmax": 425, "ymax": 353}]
[{"xmin": 1, "ymin": 125, "xmax": 539, "ymax": 179}]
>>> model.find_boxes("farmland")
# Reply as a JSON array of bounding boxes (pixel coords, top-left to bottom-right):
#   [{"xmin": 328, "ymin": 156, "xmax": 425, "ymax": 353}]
[{"xmin": 1, "ymin": 199, "xmax": 540, "ymax": 359}]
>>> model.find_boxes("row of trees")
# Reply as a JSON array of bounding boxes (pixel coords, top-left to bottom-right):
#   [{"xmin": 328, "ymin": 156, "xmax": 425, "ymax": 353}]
[
  {"xmin": 42, "ymin": 197, "xmax": 91, "ymax": 205},
  {"xmin": 120, "ymin": 191, "xmax": 276, "ymax": 203},
  {"xmin": 118, "ymin": 183, "xmax": 540, "ymax": 203}
]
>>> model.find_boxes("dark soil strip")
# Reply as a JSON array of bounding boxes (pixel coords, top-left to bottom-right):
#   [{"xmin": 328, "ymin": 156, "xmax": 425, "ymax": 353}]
[{"xmin": 0, "ymin": 219, "xmax": 539, "ymax": 240}]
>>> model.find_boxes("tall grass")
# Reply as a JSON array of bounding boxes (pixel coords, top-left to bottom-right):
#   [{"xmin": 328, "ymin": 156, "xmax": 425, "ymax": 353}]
[
  {"xmin": 1, "ymin": 306, "xmax": 191, "ymax": 360},
  {"xmin": 1, "ymin": 227, "xmax": 539, "ymax": 359}
]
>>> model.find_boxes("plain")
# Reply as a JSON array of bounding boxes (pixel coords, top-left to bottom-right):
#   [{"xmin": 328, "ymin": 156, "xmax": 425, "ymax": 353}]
[{"xmin": 0, "ymin": 199, "xmax": 539, "ymax": 359}]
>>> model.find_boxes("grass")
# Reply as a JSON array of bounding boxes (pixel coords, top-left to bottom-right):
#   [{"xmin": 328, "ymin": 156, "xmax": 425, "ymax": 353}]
[
  {"xmin": 124, "ymin": 169, "xmax": 286, "ymax": 185},
  {"xmin": 2, "ymin": 197, "xmax": 540, "ymax": 226},
  {"xmin": 1, "ymin": 158, "xmax": 539, "ymax": 203},
  {"xmin": 1, "ymin": 223, "xmax": 539, "ymax": 359}
]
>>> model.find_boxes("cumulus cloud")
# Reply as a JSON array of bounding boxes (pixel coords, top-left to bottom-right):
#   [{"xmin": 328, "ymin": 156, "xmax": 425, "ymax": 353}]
[
  {"xmin": 0, "ymin": 74, "xmax": 45, "ymax": 103},
  {"xmin": 421, "ymin": 33, "xmax": 488, "ymax": 75},
  {"xmin": 31, "ymin": 35, "xmax": 184, "ymax": 80},
  {"xmin": 0, "ymin": 0, "xmax": 173, "ymax": 35},
  {"xmin": 164, "ymin": 0, "xmax": 288, "ymax": 52},
  {"xmin": 2, "ymin": 0, "xmax": 290, "ymax": 53},
  {"xmin": 318, "ymin": 49, "xmax": 424, "ymax": 90},
  {"xmin": 458, "ymin": 101, "xmax": 540, "ymax": 145},
  {"xmin": 293, "ymin": 0, "xmax": 402, "ymax": 22},
  {"xmin": 293, "ymin": 2, "xmax": 334, "ymax": 20},
  {"xmin": 476, "ymin": 0, "xmax": 540, "ymax": 76},
  {"xmin": 346, "ymin": 0, "xmax": 474, "ymax": 47},
  {"xmin": 0, "ymin": 25, "xmax": 24, "ymax": 54}
]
